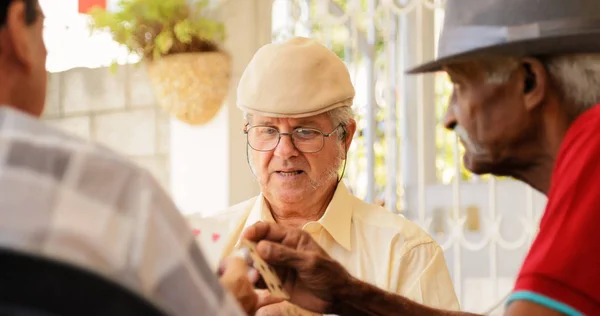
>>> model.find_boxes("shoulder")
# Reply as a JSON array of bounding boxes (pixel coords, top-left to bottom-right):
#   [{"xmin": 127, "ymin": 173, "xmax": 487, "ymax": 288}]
[
  {"xmin": 0, "ymin": 107, "xmax": 162, "ymax": 202},
  {"xmin": 512, "ymin": 105, "xmax": 600, "ymax": 316},
  {"xmin": 548, "ymin": 104, "xmax": 600, "ymax": 205},
  {"xmin": 556, "ymin": 104, "xmax": 600, "ymax": 163},
  {"xmin": 350, "ymin": 196, "xmax": 437, "ymax": 251},
  {"xmin": 1, "ymin": 107, "xmax": 137, "ymax": 168}
]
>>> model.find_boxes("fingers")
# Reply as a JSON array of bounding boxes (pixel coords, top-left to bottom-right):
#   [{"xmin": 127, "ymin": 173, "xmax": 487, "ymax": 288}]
[
  {"xmin": 243, "ymin": 222, "xmax": 309, "ymax": 250},
  {"xmin": 219, "ymin": 257, "xmax": 258, "ymax": 314},
  {"xmin": 219, "ymin": 257, "xmax": 260, "ymax": 283},
  {"xmin": 248, "ymin": 267, "xmax": 260, "ymax": 284},
  {"xmin": 254, "ymin": 289, "xmax": 285, "ymax": 310},
  {"xmin": 220, "ymin": 249, "xmax": 261, "ymax": 284},
  {"xmin": 256, "ymin": 240, "xmax": 304, "ymax": 266},
  {"xmin": 242, "ymin": 222, "xmax": 288, "ymax": 243},
  {"xmin": 255, "ymin": 301, "xmax": 290, "ymax": 316}
]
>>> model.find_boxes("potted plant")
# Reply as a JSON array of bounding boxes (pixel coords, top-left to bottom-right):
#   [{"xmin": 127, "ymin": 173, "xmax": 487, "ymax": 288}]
[{"xmin": 89, "ymin": 0, "xmax": 230, "ymax": 125}]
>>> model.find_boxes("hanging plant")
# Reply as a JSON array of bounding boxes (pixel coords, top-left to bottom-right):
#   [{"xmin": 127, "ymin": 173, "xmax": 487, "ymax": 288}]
[{"xmin": 89, "ymin": 0, "xmax": 231, "ymax": 125}]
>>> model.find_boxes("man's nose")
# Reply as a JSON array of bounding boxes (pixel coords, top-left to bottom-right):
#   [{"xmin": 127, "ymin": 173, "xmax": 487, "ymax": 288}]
[
  {"xmin": 274, "ymin": 134, "xmax": 299, "ymax": 159},
  {"xmin": 443, "ymin": 92, "xmax": 458, "ymax": 131}
]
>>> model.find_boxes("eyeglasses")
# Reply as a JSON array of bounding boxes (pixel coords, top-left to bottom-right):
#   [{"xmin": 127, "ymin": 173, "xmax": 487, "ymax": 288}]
[{"xmin": 244, "ymin": 124, "xmax": 344, "ymax": 153}]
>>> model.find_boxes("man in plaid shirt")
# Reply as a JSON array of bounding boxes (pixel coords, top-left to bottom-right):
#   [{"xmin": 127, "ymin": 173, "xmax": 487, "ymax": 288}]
[{"xmin": 0, "ymin": 0, "xmax": 259, "ymax": 314}]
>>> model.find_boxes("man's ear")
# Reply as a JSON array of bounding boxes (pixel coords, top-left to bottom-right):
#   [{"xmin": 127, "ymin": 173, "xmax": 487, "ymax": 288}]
[
  {"xmin": 343, "ymin": 119, "xmax": 357, "ymax": 151},
  {"xmin": 521, "ymin": 57, "xmax": 548, "ymax": 111},
  {"xmin": 5, "ymin": 1, "xmax": 34, "ymax": 72}
]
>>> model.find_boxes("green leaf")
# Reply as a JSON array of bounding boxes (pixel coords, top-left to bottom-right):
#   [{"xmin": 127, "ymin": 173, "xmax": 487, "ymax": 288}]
[
  {"xmin": 109, "ymin": 62, "xmax": 119, "ymax": 74},
  {"xmin": 155, "ymin": 30, "xmax": 174, "ymax": 54},
  {"xmin": 86, "ymin": 0, "xmax": 226, "ymax": 61},
  {"xmin": 174, "ymin": 20, "xmax": 193, "ymax": 43}
]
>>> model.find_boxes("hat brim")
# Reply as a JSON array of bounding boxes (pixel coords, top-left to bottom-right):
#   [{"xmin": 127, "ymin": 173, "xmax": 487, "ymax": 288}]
[{"xmin": 406, "ymin": 31, "xmax": 600, "ymax": 74}]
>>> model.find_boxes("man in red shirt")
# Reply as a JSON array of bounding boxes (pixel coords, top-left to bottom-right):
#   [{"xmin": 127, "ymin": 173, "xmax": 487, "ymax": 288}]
[{"xmin": 238, "ymin": 0, "xmax": 600, "ymax": 315}]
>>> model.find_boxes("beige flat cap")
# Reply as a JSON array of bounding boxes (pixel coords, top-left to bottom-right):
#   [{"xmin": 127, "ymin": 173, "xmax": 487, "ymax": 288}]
[{"xmin": 237, "ymin": 37, "xmax": 355, "ymax": 118}]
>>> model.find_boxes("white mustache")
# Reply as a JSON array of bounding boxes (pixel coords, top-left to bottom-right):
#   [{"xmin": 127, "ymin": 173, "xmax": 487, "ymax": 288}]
[{"xmin": 454, "ymin": 125, "xmax": 486, "ymax": 154}]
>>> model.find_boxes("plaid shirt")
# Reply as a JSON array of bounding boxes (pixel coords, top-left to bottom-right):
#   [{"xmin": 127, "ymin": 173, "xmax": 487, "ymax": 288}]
[{"xmin": 0, "ymin": 106, "xmax": 244, "ymax": 316}]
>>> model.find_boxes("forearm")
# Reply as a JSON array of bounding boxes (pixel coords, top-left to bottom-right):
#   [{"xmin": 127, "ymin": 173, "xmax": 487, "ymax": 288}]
[{"xmin": 332, "ymin": 277, "xmax": 479, "ymax": 316}]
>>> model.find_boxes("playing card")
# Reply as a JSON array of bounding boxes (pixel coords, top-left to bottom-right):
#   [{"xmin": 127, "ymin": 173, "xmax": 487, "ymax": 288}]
[
  {"xmin": 187, "ymin": 216, "xmax": 230, "ymax": 271},
  {"xmin": 238, "ymin": 239, "xmax": 290, "ymax": 300}
]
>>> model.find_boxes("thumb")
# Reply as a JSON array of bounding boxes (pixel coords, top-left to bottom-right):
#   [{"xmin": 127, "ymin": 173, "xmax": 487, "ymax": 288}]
[
  {"xmin": 254, "ymin": 289, "xmax": 284, "ymax": 310},
  {"xmin": 220, "ymin": 257, "xmax": 249, "ymax": 283},
  {"xmin": 256, "ymin": 241, "xmax": 304, "ymax": 265}
]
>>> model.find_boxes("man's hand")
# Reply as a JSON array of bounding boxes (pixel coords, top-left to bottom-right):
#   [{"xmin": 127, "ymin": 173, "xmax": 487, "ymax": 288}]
[
  {"xmin": 241, "ymin": 222, "xmax": 353, "ymax": 314},
  {"xmin": 255, "ymin": 300, "xmax": 324, "ymax": 316},
  {"xmin": 254, "ymin": 290, "xmax": 322, "ymax": 316},
  {"xmin": 219, "ymin": 257, "xmax": 260, "ymax": 314}
]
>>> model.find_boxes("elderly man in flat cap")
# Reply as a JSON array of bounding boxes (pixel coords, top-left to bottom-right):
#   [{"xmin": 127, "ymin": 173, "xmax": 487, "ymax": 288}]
[
  {"xmin": 239, "ymin": 0, "xmax": 600, "ymax": 315},
  {"xmin": 208, "ymin": 36, "xmax": 459, "ymax": 314}
]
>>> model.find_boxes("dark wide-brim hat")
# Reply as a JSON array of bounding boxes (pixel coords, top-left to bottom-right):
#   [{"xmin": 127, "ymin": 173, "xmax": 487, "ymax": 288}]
[{"xmin": 408, "ymin": 0, "xmax": 600, "ymax": 74}]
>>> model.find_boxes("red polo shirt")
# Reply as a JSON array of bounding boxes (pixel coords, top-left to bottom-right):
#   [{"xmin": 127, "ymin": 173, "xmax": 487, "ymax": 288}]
[{"xmin": 509, "ymin": 105, "xmax": 600, "ymax": 315}]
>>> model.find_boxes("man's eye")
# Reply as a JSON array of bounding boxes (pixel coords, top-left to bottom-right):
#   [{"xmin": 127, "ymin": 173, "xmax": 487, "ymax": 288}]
[{"xmin": 297, "ymin": 129, "xmax": 317, "ymax": 135}]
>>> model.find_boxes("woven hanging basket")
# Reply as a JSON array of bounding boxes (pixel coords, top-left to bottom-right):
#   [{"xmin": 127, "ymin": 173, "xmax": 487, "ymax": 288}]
[{"xmin": 146, "ymin": 52, "xmax": 231, "ymax": 125}]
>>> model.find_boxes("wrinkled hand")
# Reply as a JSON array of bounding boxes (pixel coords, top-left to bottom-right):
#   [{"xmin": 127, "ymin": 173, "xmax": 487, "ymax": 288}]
[
  {"xmin": 255, "ymin": 300, "xmax": 324, "ymax": 316},
  {"xmin": 253, "ymin": 290, "xmax": 288, "ymax": 316},
  {"xmin": 255, "ymin": 301, "xmax": 290, "ymax": 316},
  {"xmin": 241, "ymin": 222, "xmax": 352, "ymax": 314},
  {"xmin": 219, "ymin": 257, "xmax": 260, "ymax": 314},
  {"xmin": 256, "ymin": 299, "xmax": 324, "ymax": 316}
]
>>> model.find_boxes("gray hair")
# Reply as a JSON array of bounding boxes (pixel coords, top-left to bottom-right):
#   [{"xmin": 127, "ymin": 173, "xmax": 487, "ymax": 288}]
[{"xmin": 481, "ymin": 54, "xmax": 600, "ymax": 115}]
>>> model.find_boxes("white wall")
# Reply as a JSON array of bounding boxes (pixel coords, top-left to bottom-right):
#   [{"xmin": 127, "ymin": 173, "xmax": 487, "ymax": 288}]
[
  {"xmin": 169, "ymin": 0, "xmax": 272, "ymax": 216},
  {"xmin": 42, "ymin": 65, "xmax": 171, "ymax": 190}
]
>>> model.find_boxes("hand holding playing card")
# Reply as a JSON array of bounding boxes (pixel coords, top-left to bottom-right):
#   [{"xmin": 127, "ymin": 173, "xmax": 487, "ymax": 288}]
[
  {"xmin": 218, "ymin": 256, "xmax": 260, "ymax": 314},
  {"xmin": 241, "ymin": 222, "xmax": 353, "ymax": 314}
]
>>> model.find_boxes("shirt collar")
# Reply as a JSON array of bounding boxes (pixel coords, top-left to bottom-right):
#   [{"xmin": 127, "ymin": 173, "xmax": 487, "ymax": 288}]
[{"xmin": 243, "ymin": 182, "xmax": 354, "ymax": 251}]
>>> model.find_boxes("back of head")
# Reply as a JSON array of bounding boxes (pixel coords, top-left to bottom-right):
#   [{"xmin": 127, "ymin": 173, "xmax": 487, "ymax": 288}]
[
  {"xmin": 237, "ymin": 36, "xmax": 355, "ymax": 118},
  {"xmin": 0, "ymin": 0, "xmax": 47, "ymax": 117}
]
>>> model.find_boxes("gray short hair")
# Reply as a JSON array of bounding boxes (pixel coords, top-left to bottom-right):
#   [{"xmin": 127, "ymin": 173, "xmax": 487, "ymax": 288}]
[{"xmin": 480, "ymin": 54, "xmax": 600, "ymax": 115}]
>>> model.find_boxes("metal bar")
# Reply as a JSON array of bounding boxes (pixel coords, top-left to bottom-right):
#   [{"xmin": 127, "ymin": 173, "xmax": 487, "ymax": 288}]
[
  {"xmin": 452, "ymin": 132, "xmax": 462, "ymax": 301},
  {"xmin": 385, "ymin": 11, "xmax": 399, "ymax": 212},
  {"xmin": 327, "ymin": 1, "xmax": 371, "ymax": 59},
  {"xmin": 398, "ymin": 2, "xmax": 410, "ymax": 215},
  {"xmin": 489, "ymin": 176, "xmax": 498, "ymax": 301},
  {"xmin": 416, "ymin": 1, "xmax": 426, "ymax": 223},
  {"xmin": 525, "ymin": 186, "xmax": 535, "ymax": 243},
  {"xmin": 364, "ymin": 0, "xmax": 377, "ymax": 203}
]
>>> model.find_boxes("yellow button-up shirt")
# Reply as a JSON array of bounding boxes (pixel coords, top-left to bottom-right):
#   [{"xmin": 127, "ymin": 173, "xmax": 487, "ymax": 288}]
[{"xmin": 211, "ymin": 183, "xmax": 459, "ymax": 311}]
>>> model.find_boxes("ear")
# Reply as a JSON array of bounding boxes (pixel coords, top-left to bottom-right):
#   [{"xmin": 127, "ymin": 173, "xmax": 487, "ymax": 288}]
[
  {"xmin": 5, "ymin": 1, "xmax": 33, "ymax": 72},
  {"xmin": 520, "ymin": 58, "xmax": 548, "ymax": 111},
  {"xmin": 343, "ymin": 119, "xmax": 357, "ymax": 151}
]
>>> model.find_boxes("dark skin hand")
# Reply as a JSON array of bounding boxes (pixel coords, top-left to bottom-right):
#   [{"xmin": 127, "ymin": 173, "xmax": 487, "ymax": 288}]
[{"xmin": 241, "ymin": 222, "xmax": 563, "ymax": 316}]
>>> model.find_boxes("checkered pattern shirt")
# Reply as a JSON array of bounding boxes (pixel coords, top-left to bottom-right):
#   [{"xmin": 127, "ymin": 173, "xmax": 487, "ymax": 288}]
[{"xmin": 0, "ymin": 106, "xmax": 244, "ymax": 316}]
